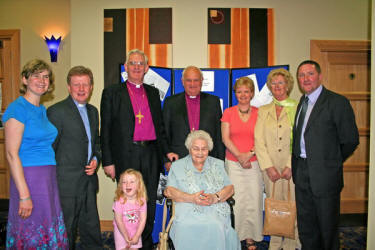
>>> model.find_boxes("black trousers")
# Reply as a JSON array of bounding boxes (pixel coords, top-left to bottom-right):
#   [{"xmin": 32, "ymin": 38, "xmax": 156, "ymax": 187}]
[
  {"xmin": 294, "ymin": 157, "xmax": 340, "ymax": 250},
  {"xmin": 119, "ymin": 142, "xmax": 160, "ymax": 250},
  {"xmin": 60, "ymin": 184, "xmax": 103, "ymax": 250}
]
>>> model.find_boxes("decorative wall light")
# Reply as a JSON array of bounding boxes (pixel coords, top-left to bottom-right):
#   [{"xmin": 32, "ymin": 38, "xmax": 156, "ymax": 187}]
[{"xmin": 44, "ymin": 35, "xmax": 62, "ymax": 62}]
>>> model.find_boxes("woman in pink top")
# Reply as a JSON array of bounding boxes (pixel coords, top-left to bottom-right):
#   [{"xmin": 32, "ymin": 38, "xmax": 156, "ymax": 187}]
[{"xmin": 221, "ymin": 77, "xmax": 263, "ymax": 250}]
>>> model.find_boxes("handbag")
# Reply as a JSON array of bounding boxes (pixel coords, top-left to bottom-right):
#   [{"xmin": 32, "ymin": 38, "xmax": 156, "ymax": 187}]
[
  {"xmin": 262, "ymin": 180, "xmax": 296, "ymax": 239},
  {"xmin": 157, "ymin": 199, "xmax": 175, "ymax": 250}
]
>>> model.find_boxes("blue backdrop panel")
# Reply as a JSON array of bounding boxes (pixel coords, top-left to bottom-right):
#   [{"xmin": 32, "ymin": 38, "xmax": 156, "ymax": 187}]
[
  {"xmin": 231, "ymin": 65, "xmax": 289, "ymax": 106},
  {"xmin": 173, "ymin": 68, "xmax": 230, "ymax": 111}
]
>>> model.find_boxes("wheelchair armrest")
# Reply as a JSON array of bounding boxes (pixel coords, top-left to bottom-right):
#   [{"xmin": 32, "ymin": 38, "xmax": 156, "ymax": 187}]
[
  {"xmin": 226, "ymin": 197, "xmax": 235, "ymax": 228},
  {"xmin": 226, "ymin": 197, "xmax": 235, "ymax": 206},
  {"xmin": 166, "ymin": 198, "xmax": 173, "ymax": 207}
]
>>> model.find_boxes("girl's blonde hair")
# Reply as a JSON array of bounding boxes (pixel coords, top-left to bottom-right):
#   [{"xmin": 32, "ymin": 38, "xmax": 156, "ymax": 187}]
[{"xmin": 115, "ymin": 169, "xmax": 148, "ymax": 206}]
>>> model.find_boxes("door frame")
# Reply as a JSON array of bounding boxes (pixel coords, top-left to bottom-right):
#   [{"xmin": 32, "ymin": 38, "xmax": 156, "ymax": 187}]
[
  {"xmin": 0, "ymin": 29, "xmax": 20, "ymax": 112},
  {"xmin": 0, "ymin": 29, "xmax": 20, "ymax": 198}
]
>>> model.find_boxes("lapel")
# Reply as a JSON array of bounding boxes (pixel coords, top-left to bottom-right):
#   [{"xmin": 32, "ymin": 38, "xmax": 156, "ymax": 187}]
[
  {"xmin": 86, "ymin": 104, "xmax": 96, "ymax": 152},
  {"xmin": 293, "ymin": 95, "xmax": 305, "ymax": 134},
  {"xmin": 179, "ymin": 93, "xmax": 190, "ymax": 129},
  {"xmin": 144, "ymin": 83, "xmax": 156, "ymax": 125},
  {"xmin": 199, "ymin": 93, "xmax": 206, "ymax": 128},
  {"xmin": 304, "ymin": 86, "xmax": 328, "ymax": 133},
  {"xmin": 121, "ymin": 81, "xmax": 136, "ymax": 132},
  {"xmin": 266, "ymin": 102, "xmax": 287, "ymax": 122},
  {"xmin": 67, "ymin": 96, "xmax": 87, "ymax": 139}
]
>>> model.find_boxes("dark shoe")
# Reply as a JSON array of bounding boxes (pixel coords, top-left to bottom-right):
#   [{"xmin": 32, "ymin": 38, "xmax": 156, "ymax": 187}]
[{"xmin": 245, "ymin": 240, "xmax": 257, "ymax": 250}]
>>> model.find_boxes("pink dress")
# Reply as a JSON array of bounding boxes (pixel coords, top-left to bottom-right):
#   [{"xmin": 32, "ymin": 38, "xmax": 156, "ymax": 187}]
[{"xmin": 113, "ymin": 197, "xmax": 147, "ymax": 249}]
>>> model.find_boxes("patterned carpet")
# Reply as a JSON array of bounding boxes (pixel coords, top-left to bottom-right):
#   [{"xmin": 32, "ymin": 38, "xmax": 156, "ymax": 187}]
[
  {"xmin": 0, "ymin": 226, "xmax": 365, "ymax": 249},
  {"xmin": 249, "ymin": 226, "xmax": 367, "ymax": 250},
  {"xmin": 88, "ymin": 226, "xmax": 367, "ymax": 250}
]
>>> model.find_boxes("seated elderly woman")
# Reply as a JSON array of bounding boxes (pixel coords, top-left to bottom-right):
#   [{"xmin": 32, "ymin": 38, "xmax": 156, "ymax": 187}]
[{"xmin": 164, "ymin": 130, "xmax": 241, "ymax": 250}]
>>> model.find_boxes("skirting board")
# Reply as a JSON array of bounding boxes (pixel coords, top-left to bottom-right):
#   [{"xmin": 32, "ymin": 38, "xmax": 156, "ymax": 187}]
[{"xmin": 100, "ymin": 220, "xmax": 114, "ymax": 232}]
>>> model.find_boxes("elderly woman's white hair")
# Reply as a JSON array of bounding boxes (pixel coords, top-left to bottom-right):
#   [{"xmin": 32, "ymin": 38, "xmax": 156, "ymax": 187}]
[{"xmin": 185, "ymin": 130, "xmax": 213, "ymax": 151}]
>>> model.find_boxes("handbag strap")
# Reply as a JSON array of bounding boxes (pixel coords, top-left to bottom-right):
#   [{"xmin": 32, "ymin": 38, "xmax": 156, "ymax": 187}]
[{"xmin": 271, "ymin": 179, "xmax": 291, "ymax": 202}]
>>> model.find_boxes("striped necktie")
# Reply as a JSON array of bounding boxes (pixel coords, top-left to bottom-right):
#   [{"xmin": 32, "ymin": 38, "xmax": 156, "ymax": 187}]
[{"xmin": 294, "ymin": 96, "xmax": 308, "ymax": 157}]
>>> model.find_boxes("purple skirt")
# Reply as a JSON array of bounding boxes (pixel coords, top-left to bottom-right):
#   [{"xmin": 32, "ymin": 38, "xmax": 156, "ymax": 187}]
[{"xmin": 6, "ymin": 165, "xmax": 68, "ymax": 249}]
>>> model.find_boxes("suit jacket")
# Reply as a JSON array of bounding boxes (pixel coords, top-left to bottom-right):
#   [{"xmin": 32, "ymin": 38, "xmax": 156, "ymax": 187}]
[
  {"xmin": 47, "ymin": 95, "xmax": 101, "ymax": 196},
  {"xmin": 255, "ymin": 101, "xmax": 297, "ymax": 171},
  {"xmin": 162, "ymin": 92, "xmax": 225, "ymax": 160},
  {"xmin": 100, "ymin": 82, "xmax": 170, "ymax": 178},
  {"xmin": 292, "ymin": 87, "xmax": 359, "ymax": 197}
]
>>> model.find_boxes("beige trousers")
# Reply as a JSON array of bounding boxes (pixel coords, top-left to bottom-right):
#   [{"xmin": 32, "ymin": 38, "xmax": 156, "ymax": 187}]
[
  {"xmin": 225, "ymin": 159, "xmax": 264, "ymax": 242},
  {"xmin": 263, "ymin": 168, "xmax": 301, "ymax": 250}
]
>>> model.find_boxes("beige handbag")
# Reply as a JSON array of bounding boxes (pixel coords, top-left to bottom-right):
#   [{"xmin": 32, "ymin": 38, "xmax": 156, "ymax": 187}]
[
  {"xmin": 263, "ymin": 180, "xmax": 296, "ymax": 239},
  {"xmin": 157, "ymin": 199, "xmax": 175, "ymax": 250}
]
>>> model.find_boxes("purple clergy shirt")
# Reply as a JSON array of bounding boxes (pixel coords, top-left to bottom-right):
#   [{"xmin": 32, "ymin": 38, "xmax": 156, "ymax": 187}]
[
  {"xmin": 127, "ymin": 81, "xmax": 156, "ymax": 141},
  {"xmin": 185, "ymin": 93, "xmax": 200, "ymax": 131}
]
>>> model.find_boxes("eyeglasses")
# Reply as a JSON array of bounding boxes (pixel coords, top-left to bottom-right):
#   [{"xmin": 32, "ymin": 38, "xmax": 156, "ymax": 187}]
[
  {"xmin": 128, "ymin": 61, "xmax": 145, "ymax": 66},
  {"xmin": 191, "ymin": 146, "xmax": 209, "ymax": 152},
  {"xmin": 270, "ymin": 81, "xmax": 286, "ymax": 86}
]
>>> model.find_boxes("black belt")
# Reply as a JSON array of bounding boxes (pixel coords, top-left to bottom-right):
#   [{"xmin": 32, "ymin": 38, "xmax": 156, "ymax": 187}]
[{"xmin": 132, "ymin": 140, "xmax": 156, "ymax": 146}]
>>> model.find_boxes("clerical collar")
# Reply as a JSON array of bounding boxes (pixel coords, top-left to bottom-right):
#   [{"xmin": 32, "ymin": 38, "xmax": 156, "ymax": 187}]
[
  {"xmin": 72, "ymin": 98, "xmax": 86, "ymax": 108},
  {"xmin": 185, "ymin": 93, "xmax": 200, "ymax": 99},
  {"xmin": 127, "ymin": 80, "xmax": 142, "ymax": 88}
]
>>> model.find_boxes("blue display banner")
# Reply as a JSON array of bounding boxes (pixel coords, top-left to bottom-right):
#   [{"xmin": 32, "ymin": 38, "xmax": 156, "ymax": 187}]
[
  {"xmin": 231, "ymin": 65, "xmax": 289, "ymax": 107},
  {"xmin": 173, "ymin": 68, "xmax": 230, "ymax": 112}
]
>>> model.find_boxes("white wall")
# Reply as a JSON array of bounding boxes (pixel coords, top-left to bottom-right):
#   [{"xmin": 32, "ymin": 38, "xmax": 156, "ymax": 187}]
[{"xmin": 0, "ymin": 0, "xmax": 71, "ymax": 106}]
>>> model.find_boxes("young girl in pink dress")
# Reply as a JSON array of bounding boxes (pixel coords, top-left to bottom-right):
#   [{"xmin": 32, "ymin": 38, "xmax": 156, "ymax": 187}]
[{"xmin": 113, "ymin": 169, "xmax": 147, "ymax": 250}]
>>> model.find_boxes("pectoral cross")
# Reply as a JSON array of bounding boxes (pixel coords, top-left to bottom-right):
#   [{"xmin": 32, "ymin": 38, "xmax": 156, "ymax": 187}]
[{"xmin": 136, "ymin": 110, "xmax": 144, "ymax": 124}]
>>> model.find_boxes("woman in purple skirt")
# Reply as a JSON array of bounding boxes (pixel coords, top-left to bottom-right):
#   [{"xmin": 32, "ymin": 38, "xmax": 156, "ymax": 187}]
[{"xmin": 3, "ymin": 59, "xmax": 68, "ymax": 249}]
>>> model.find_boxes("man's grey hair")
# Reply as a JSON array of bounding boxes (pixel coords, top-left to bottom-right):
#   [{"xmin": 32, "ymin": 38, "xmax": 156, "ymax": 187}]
[
  {"xmin": 182, "ymin": 65, "xmax": 203, "ymax": 81},
  {"xmin": 125, "ymin": 49, "xmax": 149, "ymax": 65},
  {"xmin": 185, "ymin": 130, "xmax": 213, "ymax": 151}
]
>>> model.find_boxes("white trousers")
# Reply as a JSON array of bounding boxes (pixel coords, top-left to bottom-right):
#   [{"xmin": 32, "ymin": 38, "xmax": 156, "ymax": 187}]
[{"xmin": 225, "ymin": 159, "xmax": 264, "ymax": 242}]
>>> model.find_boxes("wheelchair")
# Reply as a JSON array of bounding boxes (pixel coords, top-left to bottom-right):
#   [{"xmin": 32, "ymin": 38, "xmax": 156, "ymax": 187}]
[{"xmin": 160, "ymin": 197, "xmax": 235, "ymax": 249}]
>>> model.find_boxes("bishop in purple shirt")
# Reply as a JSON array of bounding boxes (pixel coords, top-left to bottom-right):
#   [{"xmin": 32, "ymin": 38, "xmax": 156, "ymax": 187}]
[
  {"xmin": 100, "ymin": 49, "xmax": 178, "ymax": 250},
  {"xmin": 163, "ymin": 66, "xmax": 225, "ymax": 171}
]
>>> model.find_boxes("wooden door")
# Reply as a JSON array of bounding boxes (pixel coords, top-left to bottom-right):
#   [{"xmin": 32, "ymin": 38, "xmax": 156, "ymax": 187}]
[
  {"xmin": 0, "ymin": 30, "xmax": 20, "ymax": 198},
  {"xmin": 311, "ymin": 40, "xmax": 370, "ymax": 213}
]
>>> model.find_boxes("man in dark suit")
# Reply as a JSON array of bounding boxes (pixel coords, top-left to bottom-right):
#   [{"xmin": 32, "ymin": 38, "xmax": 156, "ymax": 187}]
[
  {"xmin": 162, "ymin": 66, "xmax": 225, "ymax": 170},
  {"xmin": 292, "ymin": 60, "xmax": 359, "ymax": 250},
  {"xmin": 47, "ymin": 66, "xmax": 102, "ymax": 249},
  {"xmin": 100, "ymin": 49, "xmax": 177, "ymax": 249}
]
